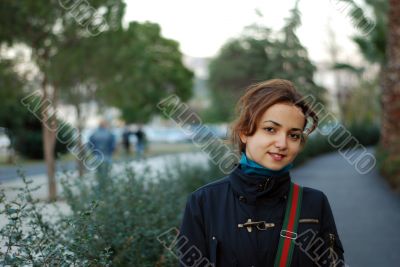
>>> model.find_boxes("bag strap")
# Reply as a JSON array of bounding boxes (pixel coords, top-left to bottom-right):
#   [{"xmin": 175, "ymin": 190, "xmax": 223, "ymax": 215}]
[{"xmin": 274, "ymin": 182, "xmax": 303, "ymax": 267}]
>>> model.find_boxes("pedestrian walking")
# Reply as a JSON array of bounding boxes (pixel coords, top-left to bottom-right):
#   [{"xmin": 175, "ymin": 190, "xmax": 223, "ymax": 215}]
[
  {"xmin": 122, "ymin": 126, "xmax": 133, "ymax": 158},
  {"xmin": 89, "ymin": 119, "xmax": 116, "ymax": 179},
  {"xmin": 178, "ymin": 79, "xmax": 345, "ymax": 266},
  {"xmin": 134, "ymin": 124, "xmax": 146, "ymax": 160}
]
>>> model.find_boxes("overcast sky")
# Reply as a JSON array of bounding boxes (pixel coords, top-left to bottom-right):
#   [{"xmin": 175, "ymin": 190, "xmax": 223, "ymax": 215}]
[{"xmin": 124, "ymin": 0, "xmax": 364, "ymax": 63}]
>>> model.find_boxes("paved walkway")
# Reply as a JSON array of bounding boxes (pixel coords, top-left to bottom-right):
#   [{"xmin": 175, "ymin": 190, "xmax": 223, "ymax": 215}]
[
  {"xmin": 0, "ymin": 160, "xmax": 76, "ymax": 182},
  {"xmin": 0, "ymin": 158, "xmax": 141, "ymax": 182},
  {"xmin": 292, "ymin": 148, "xmax": 400, "ymax": 267}
]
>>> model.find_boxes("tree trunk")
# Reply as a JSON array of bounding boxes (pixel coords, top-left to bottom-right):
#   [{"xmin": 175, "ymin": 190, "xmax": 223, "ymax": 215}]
[
  {"xmin": 76, "ymin": 104, "xmax": 85, "ymax": 177},
  {"xmin": 41, "ymin": 76, "xmax": 58, "ymax": 202},
  {"xmin": 381, "ymin": 0, "xmax": 400, "ymax": 188}
]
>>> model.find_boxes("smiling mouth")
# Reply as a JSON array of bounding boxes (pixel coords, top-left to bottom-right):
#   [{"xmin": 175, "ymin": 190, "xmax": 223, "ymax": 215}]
[
  {"xmin": 268, "ymin": 152, "xmax": 287, "ymax": 156},
  {"xmin": 267, "ymin": 152, "xmax": 286, "ymax": 161}
]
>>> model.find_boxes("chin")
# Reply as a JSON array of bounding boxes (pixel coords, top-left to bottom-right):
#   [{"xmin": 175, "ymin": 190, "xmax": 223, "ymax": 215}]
[
  {"xmin": 262, "ymin": 162, "xmax": 283, "ymax": 170},
  {"xmin": 269, "ymin": 165, "xmax": 285, "ymax": 171},
  {"xmin": 264, "ymin": 160, "xmax": 287, "ymax": 170}
]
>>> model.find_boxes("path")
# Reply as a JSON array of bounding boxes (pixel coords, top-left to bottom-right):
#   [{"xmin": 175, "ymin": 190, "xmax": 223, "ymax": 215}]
[{"xmin": 292, "ymin": 148, "xmax": 400, "ymax": 267}]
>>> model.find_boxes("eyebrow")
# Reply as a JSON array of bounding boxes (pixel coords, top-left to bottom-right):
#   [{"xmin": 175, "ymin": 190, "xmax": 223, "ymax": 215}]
[{"xmin": 263, "ymin": 120, "xmax": 303, "ymax": 131}]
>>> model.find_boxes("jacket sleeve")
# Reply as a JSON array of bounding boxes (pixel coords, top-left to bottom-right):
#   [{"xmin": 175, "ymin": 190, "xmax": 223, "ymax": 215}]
[
  {"xmin": 178, "ymin": 193, "xmax": 211, "ymax": 267},
  {"xmin": 317, "ymin": 193, "xmax": 345, "ymax": 267}
]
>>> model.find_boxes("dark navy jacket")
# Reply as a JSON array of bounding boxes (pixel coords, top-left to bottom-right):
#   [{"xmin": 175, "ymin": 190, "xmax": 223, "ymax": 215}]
[{"xmin": 178, "ymin": 165, "xmax": 345, "ymax": 267}]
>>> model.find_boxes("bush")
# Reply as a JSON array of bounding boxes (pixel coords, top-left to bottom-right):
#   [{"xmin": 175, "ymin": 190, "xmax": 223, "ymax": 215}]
[
  {"xmin": 60, "ymin": 156, "xmax": 224, "ymax": 266},
  {"xmin": 1, "ymin": 93, "xmax": 75, "ymax": 160},
  {"xmin": 13, "ymin": 117, "xmax": 75, "ymax": 160},
  {"xmin": 0, "ymin": 154, "xmax": 224, "ymax": 266},
  {"xmin": 0, "ymin": 172, "xmax": 111, "ymax": 266},
  {"xmin": 375, "ymin": 143, "xmax": 400, "ymax": 190}
]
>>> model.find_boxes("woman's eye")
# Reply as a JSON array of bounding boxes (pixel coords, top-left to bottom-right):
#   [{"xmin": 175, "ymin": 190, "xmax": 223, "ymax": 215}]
[
  {"xmin": 263, "ymin": 127, "xmax": 275, "ymax": 133},
  {"xmin": 290, "ymin": 133, "xmax": 301, "ymax": 140}
]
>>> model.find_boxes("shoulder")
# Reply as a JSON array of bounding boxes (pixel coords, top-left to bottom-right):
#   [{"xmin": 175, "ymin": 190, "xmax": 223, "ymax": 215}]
[
  {"xmin": 300, "ymin": 186, "xmax": 333, "ymax": 214},
  {"xmin": 301, "ymin": 186, "xmax": 327, "ymax": 201},
  {"xmin": 188, "ymin": 176, "xmax": 231, "ymax": 201},
  {"xmin": 182, "ymin": 176, "xmax": 230, "ymax": 214}
]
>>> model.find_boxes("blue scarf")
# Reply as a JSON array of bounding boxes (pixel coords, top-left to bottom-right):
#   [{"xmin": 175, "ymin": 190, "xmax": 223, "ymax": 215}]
[{"xmin": 239, "ymin": 152, "xmax": 293, "ymax": 176}]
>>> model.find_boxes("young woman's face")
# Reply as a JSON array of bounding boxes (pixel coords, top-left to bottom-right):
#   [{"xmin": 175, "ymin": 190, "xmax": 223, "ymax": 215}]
[{"xmin": 240, "ymin": 102, "xmax": 305, "ymax": 170}]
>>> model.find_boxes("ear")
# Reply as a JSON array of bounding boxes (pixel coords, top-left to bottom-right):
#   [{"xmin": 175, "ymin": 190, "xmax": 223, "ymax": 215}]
[{"xmin": 239, "ymin": 132, "xmax": 247, "ymax": 144}]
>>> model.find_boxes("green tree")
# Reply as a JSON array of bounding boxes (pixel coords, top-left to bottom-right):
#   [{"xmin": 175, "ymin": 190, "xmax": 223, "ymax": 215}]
[
  {"xmin": 93, "ymin": 22, "xmax": 194, "ymax": 123},
  {"xmin": 352, "ymin": 0, "xmax": 387, "ymax": 64},
  {"xmin": 340, "ymin": 78, "xmax": 381, "ymax": 126},
  {"xmin": 48, "ymin": 21, "xmax": 193, "ymax": 175},
  {"xmin": 46, "ymin": 4, "xmax": 125, "ymax": 177},
  {"xmin": 207, "ymin": 1, "xmax": 326, "ymax": 122},
  {"xmin": 335, "ymin": 0, "xmax": 400, "ymax": 188},
  {"xmin": 381, "ymin": 0, "xmax": 400, "ymax": 188},
  {"xmin": 330, "ymin": 0, "xmax": 387, "ymax": 106},
  {"xmin": 0, "ymin": 0, "xmax": 125, "ymax": 201},
  {"xmin": 0, "ymin": 61, "xmax": 73, "ymax": 160},
  {"xmin": 0, "ymin": 59, "xmax": 25, "ymax": 162}
]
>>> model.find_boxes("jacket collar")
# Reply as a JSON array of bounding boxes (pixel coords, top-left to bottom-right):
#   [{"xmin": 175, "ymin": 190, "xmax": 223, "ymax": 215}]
[
  {"xmin": 239, "ymin": 152, "xmax": 293, "ymax": 176},
  {"xmin": 229, "ymin": 164, "xmax": 291, "ymax": 205}
]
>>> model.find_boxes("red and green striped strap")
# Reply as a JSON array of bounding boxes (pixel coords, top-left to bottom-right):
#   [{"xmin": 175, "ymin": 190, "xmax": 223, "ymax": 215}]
[{"xmin": 274, "ymin": 182, "xmax": 303, "ymax": 267}]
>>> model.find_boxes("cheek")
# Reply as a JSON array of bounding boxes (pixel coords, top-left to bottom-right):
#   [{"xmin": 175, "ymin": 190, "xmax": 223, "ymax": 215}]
[
  {"xmin": 288, "ymin": 142, "xmax": 302, "ymax": 156},
  {"xmin": 250, "ymin": 135, "xmax": 273, "ymax": 148}
]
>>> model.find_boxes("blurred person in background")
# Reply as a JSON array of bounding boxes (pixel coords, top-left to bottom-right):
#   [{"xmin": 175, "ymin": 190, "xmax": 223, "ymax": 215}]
[
  {"xmin": 89, "ymin": 119, "xmax": 116, "ymax": 178},
  {"xmin": 122, "ymin": 125, "xmax": 133, "ymax": 159},
  {"xmin": 134, "ymin": 124, "xmax": 147, "ymax": 160}
]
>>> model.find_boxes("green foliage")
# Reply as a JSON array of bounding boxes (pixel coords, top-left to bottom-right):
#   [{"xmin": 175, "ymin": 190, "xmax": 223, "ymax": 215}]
[
  {"xmin": 60, "ymin": 157, "xmax": 223, "ymax": 266},
  {"xmin": 353, "ymin": 0, "xmax": 388, "ymax": 65},
  {"xmin": 375, "ymin": 143, "xmax": 400, "ymax": 190},
  {"xmin": 13, "ymin": 117, "xmax": 74, "ymax": 160},
  {"xmin": 47, "ymin": 19, "xmax": 193, "ymax": 124},
  {"xmin": 0, "ymin": 92, "xmax": 75, "ymax": 159},
  {"xmin": 48, "ymin": 20, "xmax": 194, "ymax": 124},
  {"xmin": 0, "ymin": 1, "xmax": 191, "ymax": 124},
  {"xmin": 346, "ymin": 121, "xmax": 380, "ymax": 146},
  {"xmin": 91, "ymin": 22, "xmax": 194, "ymax": 123},
  {"xmin": 331, "ymin": 63, "xmax": 365, "ymax": 76},
  {"xmin": 0, "ymin": 172, "xmax": 112, "ymax": 266},
  {"xmin": 0, "ymin": 0, "xmax": 125, "ymax": 51},
  {"xmin": 341, "ymin": 78, "xmax": 381, "ymax": 126},
  {"xmin": 335, "ymin": 0, "xmax": 388, "ymax": 65},
  {"xmin": 294, "ymin": 121, "xmax": 380, "ymax": 166},
  {"xmin": 0, "ymin": 59, "xmax": 26, "ymax": 128},
  {"xmin": 1, "ymin": 157, "xmax": 223, "ymax": 266},
  {"xmin": 207, "ymin": 1, "xmax": 327, "ymax": 122}
]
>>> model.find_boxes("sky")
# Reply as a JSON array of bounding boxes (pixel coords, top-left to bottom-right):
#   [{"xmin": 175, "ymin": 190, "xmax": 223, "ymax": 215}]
[{"xmin": 124, "ymin": 0, "xmax": 364, "ymax": 63}]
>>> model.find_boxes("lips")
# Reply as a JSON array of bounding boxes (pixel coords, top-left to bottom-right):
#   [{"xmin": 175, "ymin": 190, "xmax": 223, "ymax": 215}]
[{"xmin": 268, "ymin": 152, "xmax": 286, "ymax": 161}]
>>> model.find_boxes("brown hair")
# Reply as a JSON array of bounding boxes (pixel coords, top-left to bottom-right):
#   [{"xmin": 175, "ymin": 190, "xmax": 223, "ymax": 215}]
[{"xmin": 229, "ymin": 79, "xmax": 319, "ymax": 154}]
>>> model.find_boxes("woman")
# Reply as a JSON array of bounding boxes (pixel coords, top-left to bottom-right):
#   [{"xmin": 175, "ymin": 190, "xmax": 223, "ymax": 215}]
[{"xmin": 178, "ymin": 79, "xmax": 345, "ymax": 267}]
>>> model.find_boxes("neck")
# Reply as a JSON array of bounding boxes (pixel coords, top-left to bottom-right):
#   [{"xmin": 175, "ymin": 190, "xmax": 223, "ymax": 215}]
[{"xmin": 239, "ymin": 152, "xmax": 293, "ymax": 176}]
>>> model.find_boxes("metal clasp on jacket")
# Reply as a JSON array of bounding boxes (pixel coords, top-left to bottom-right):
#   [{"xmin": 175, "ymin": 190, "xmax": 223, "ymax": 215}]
[{"xmin": 238, "ymin": 219, "xmax": 275, "ymax": 232}]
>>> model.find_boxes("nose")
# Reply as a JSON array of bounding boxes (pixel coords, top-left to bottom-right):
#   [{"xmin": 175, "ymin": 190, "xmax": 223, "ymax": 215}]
[{"xmin": 274, "ymin": 133, "xmax": 287, "ymax": 150}]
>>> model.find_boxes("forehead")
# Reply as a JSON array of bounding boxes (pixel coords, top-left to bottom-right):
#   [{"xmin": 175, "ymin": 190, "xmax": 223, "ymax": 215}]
[{"xmin": 260, "ymin": 103, "xmax": 305, "ymax": 129}]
